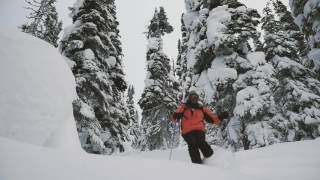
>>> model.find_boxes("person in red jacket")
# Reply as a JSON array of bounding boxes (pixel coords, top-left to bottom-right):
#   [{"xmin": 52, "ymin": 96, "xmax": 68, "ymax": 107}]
[{"xmin": 172, "ymin": 90, "xmax": 222, "ymax": 164}]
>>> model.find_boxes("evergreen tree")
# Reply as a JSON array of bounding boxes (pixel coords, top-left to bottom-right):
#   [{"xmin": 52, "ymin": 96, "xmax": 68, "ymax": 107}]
[
  {"xmin": 272, "ymin": 0, "xmax": 307, "ymax": 57},
  {"xmin": 138, "ymin": 7, "xmax": 179, "ymax": 150},
  {"xmin": 127, "ymin": 86, "xmax": 139, "ymax": 124},
  {"xmin": 178, "ymin": 0, "xmax": 282, "ymax": 150},
  {"xmin": 21, "ymin": 0, "xmax": 62, "ymax": 47},
  {"xmin": 176, "ymin": 13, "xmax": 192, "ymax": 101},
  {"xmin": 60, "ymin": 0, "xmax": 130, "ymax": 154},
  {"xmin": 290, "ymin": 0, "xmax": 320, "ymax": 77},
  {"xmin": 262, "ymin": 0, "xmax": 306, "ymax": 61},
  {"xmin": 262, "ymin": 0, "xmax": 320, "ymax": 143},
  {"xmin": 147, "ymin": 7, "xmax": 174, "ymax": 38},
  {"xmin": 126, "ymin": 85, "xmax": 141, "ymax": 149},
  {"xmin": 261, "ymin": 1, "xmax": 284, "ymax": 60}
]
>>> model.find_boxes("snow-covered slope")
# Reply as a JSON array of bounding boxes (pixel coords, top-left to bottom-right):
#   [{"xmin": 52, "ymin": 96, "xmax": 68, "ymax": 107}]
[
  {"xmin": 127, "ymin": 139, "xmax": 320, "ymax": 180},
  {"xmin": 0, "ymin": 29, "xmax": 81, "ymax": 152},
  {"xmin": 1, "ymin": 137, "xmax": 319, "ymax": 180},
  {"xmin": 0, "ymin": 15, "xmax": 319, "ymax": 180}
]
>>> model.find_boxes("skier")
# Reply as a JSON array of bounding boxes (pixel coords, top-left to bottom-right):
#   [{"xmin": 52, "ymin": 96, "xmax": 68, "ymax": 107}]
[{"xmin": 171, "ymin": 90, "xmax": 226, "ymax": 164}]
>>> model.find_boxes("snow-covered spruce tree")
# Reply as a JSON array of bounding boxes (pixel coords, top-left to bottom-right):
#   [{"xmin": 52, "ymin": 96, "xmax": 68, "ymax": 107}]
[
  {"xmin": 21, "ymin": 0, "xmax": 62, "ymax": 47},
  {"xmin": 176, "ymin": 13, "xmax": 192, "ymax": 101},
  {"xmin": 273, "ymin": 0, "xmax": 307, "ymax": 57},
  {"xmin": 126, "ymin": 85, "xmax": 141, "ymax": 149},
  {"xmin": 262, "ymin": 0, "xmax": 320, "ymax": 142},
  {"xmin": 263, "ymin": 0, "xmax": 307, "ymax": 61},
  {"xmin": 138, "ymin": 7, "xmax": 179, "ymax": 151},
  {"xmin": 178, "ymin": 0, "xmax": 283, "ymax": 150},
  {"xmin": 60, "ymin": 0, "xmax": 130, "ymax": 154},
  {"xmin": 290, "ymin": 0, "xmax": 320, "ymax": 77}
]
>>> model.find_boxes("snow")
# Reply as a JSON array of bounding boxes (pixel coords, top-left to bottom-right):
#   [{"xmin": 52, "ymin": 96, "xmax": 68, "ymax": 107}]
[
  {"xmin": 246, "ymin": 122, "xmax": 278, "ymax": 147},
  {"xmin": 290, "ymin": 0, "xmax": 320, "ymax": 67},
  {"xmin": 232, "ymin": 57, "xmax": 276, "ymax": 119},
  {"xmin": 303, "ymin": 0, "xmax": 320, "ymax": 18},
  {"xmin": 0, "ymin": 29, "xmax": 81, "ymax": 152},
  {"xmin": 294, "ymin": 14, "xmax": 305, "ymax": 28},
  {"xmin": 147, "ymin": 37, "xmax": 162, "ymax": 51},
  {"xmin": 186, "ymin": 40, "xmax": 209, "ymax": 69},
  {"xmin": 69, "ymin": 0, "xmax": 85, "ymax": 18},
  {"xmin": 247, "ymin": 52, "xmax": 266, "ymax": 68},
  {"xmin": 0, "ymin": 29, "xmax": 319, "ymax": 180},
  {"xmin": 83, "ymin": 48, "xmax": 95, "ymax": 60},
  {"xmin": 234, "ymin": 86, "xmax": 264, "ymax": 117},
  {"xmin": 183, "ymin": 11, "xmax": 198, "ymax": 30},
  {"xmin": 106, "ymin": 56, "xmax": 117, "ymax": 67},
  {"xmin": 192, "ymin": 8, "xmax": 209, "ymax": 30},
  {"xmin": 206, "ymin": 5, "xmax": 231, "ymax": 46},
  {"xmin": 63, "ymin": 56, "xmax": 77, "ymax": 69},
  {"xmin": 195, "ymin": 56, "xmax": 237, "ymax": 102},
  {"xmin": 1, "ymin": 136, "xmax": 319, "ymax": 180},
  {"xmin": 308, "ymin": 48, "xmax": 320, "ymax": 64},
  {"xmin": 61, "ymin": 20, "xmax": 82, "ymax": 40},
  {"xmin": 79, "ymin": 100, "xmax": 96, "ymax": 119},
  {"xmin": 207, "ymin": 57, "xmax": 238, "ymax": 84},
  {"xmin": 185, "ymin": 0, "xmax": 202, "ymax": 12}
]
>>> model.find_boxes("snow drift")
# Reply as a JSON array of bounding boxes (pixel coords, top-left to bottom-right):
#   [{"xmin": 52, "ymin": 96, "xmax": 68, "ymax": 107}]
[
  {"xmin": 0, "ymin": 29, "xmax": 81, "ymax": 152},
  {"xmin": 1, "ymin": 136, "xmax": 319, "ymax": 180}
]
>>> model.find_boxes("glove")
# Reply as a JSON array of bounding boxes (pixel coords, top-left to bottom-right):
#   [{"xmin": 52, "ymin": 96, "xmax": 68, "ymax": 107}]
[
  {"xmin": 219, "ymin": 112, "xmax": 229, "ymax": 120},
  {"xmin": 172, "ymin": 112, "xmax": 183, "ymax": 122}
]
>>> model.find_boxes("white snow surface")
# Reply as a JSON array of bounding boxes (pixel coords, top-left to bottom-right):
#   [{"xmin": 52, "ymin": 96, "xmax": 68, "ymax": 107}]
[
  {"xmin": 106, "ymin": 56, "xmax": 117, "ymax": 67},
  {"xmin": 206, "ymin": 5, "xmax": 231, "ymax": 46},
  {"xmin": 309, "ymin": 48, "xmax": 320, "ymax": 64},
  {"xmin": 147, "ymin": 37, "xmax": 162, "ymax": 51},
  {"xmin": 234, "ymin": 86, "xmax": 264, "ymax": 117},
  {"xmin": 0, "ymin": 25, "xmax": 319, "ymax": 180},
  {"xmin": 196, "ymin": 56, "xmax": 237, "ymax": 102},
  {"xmin": 1, "ymin": 137, "xmax": 319, "ymax": 180},
  {"xmin": 0, "ymin": 29, "xmax": 81, "ymax": 152},
  {"xmin": 247, "ymin": 51, "xmax": 266, "ymax": 68}
]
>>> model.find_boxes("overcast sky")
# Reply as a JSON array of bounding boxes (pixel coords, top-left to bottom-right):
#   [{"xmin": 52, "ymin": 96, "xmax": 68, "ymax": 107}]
[{"xmin": 0, "ymin": 0, "xmax": 289, "ymax": 113}]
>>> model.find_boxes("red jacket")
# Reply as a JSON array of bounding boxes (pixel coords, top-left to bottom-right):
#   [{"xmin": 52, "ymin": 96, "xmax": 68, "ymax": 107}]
[{"xmin": 173, "ymin": 104, "xmax": 220, "ymax": 135}]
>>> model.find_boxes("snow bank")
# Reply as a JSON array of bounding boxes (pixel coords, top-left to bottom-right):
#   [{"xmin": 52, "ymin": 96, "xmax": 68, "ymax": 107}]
[
  {"xmin": 129, "ymin": 139, "xmax": 320, "ymax": 180},
  {"xmin": 0, "ymin": 29, "xmax": 81, "ymax": 152},
  {"xmin": 1, "ymin": 137, "xmax": 319, "ymax": 180},
  {"xmin": 0, "ymin": 137, "xmax": 243, "ymax": 180}
]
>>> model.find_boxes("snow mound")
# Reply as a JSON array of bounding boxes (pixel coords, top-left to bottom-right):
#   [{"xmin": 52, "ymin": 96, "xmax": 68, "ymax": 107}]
[
  {"xmin": 0, "ymin": 29, "xmax": 81, "ymax": 152},
  {"xmin": 1, "ymin": 137, "xmax": 318, "ymax": 180},
  {"xmin": 0, "ymin": 137, "xmax": 244, "ymax": 180}
]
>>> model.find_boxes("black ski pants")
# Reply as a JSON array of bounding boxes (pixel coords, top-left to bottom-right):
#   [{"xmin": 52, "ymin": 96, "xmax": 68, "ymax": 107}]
[{"xmin": 182, "ymin": 131, "xmax": 213, "ymax": 164}]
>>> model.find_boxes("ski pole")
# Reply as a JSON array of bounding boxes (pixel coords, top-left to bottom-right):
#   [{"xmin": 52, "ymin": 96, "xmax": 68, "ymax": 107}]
[
  {"xmin": 169, "ymin": 119, "xmax": 180, "ymax": 160},
  {"xmin": 169, "ymin": 118, "xmax": 175, "ymax": 160},
  {"xmin": 169, "ymin": 126, "xmax": 173, "ymax": 160},
  {"xmin": 226, "ymin": 121, "xmax": 241, "ymax": 156}
]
